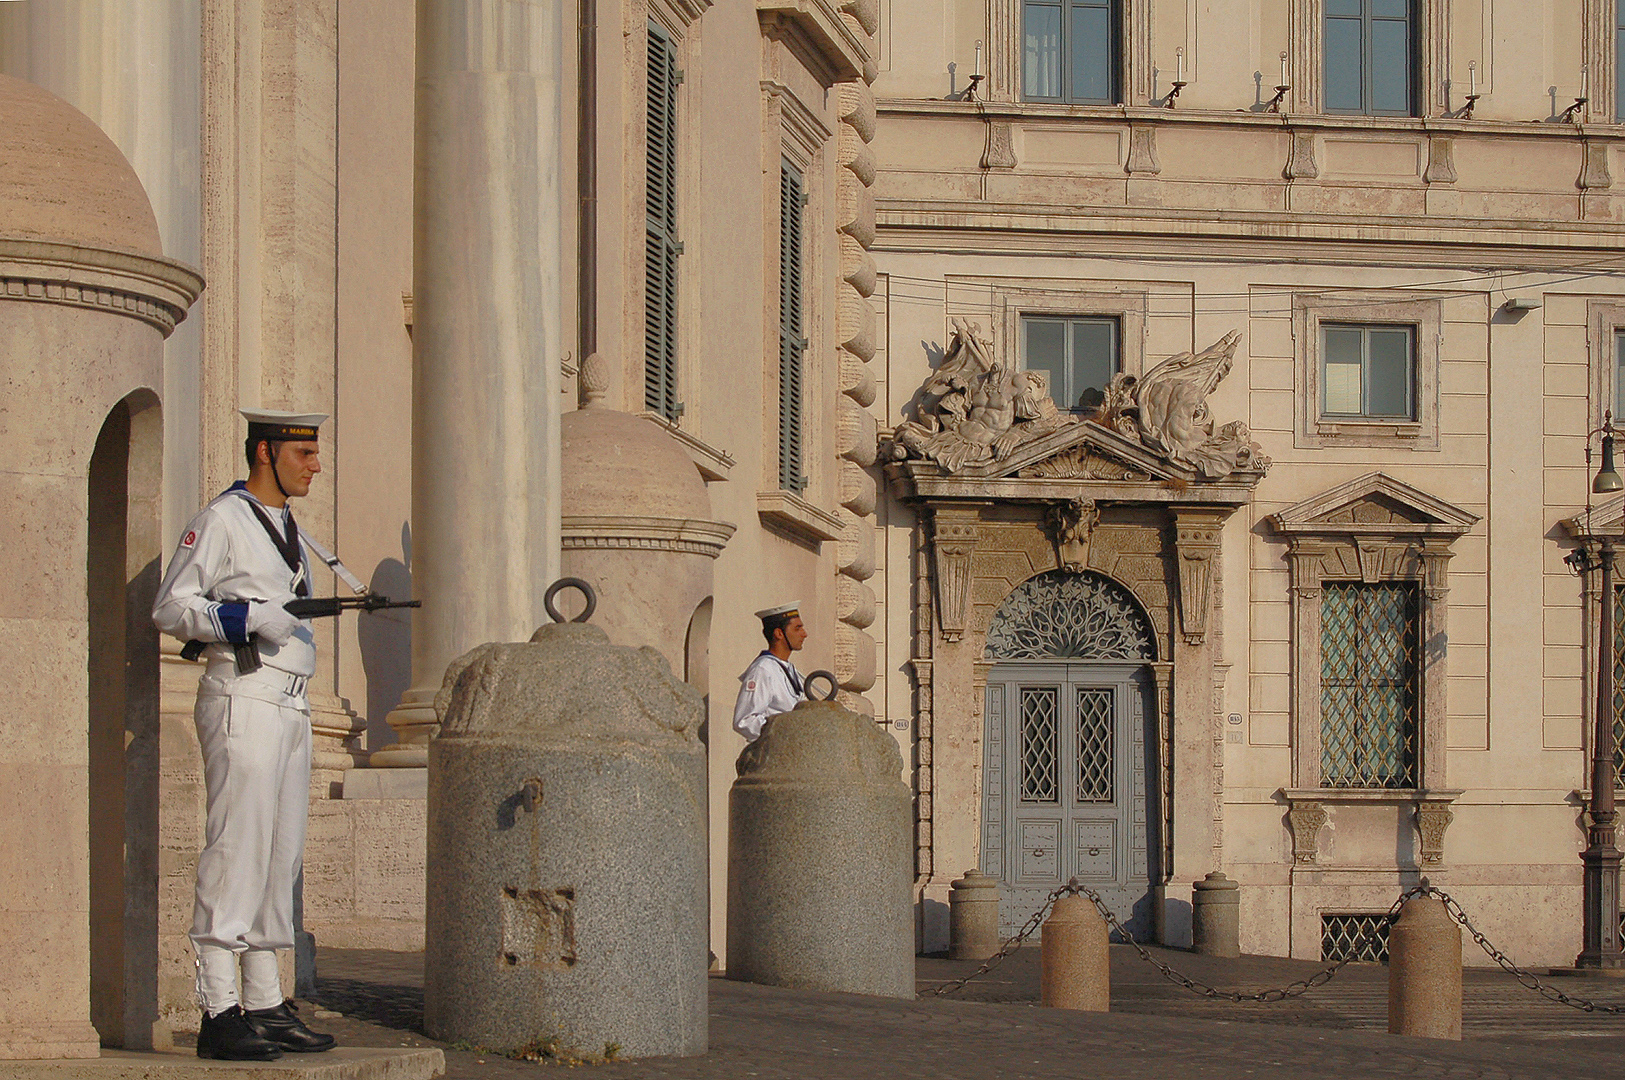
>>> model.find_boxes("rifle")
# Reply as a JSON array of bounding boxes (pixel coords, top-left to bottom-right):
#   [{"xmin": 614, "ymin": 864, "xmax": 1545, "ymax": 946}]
[{"xmin": 181, "ymin": 593, "xmax": 422, "ymax": 675}]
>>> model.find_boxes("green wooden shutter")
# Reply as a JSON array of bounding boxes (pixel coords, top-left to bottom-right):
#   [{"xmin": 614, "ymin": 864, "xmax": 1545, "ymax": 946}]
[
  {"xmin": 644, "ymin": 23, "xmax": 681, "ymax": 420},
  {"xmin": 778, "ymin": 159, "xmax": 807, "ymax": 493}
]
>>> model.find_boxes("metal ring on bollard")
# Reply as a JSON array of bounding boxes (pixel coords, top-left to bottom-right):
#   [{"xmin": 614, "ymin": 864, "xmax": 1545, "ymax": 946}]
[
  {"xmin": 803, "ymin": 670, "xmax": 839, "ymax": 701},
  {"xmin": 543, "ymin": 577, "xmax": 597, "ymax": 624}
]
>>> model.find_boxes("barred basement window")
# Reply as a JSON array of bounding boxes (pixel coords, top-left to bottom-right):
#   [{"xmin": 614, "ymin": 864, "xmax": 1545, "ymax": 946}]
[
  {"xmin": 1321, "ymin": 913, "xmax": 1390, "ymax": 963},
  {"xmin": 777, "ymin": 159, "xmax": 807, "ymax": 494},
  {"xmin": 644, "ymin": 22, "xmax": 683, "ymax": 421},
  {"xmin": 1321, "ymin": 582, "xmax": 1420, "ymax": 789}
]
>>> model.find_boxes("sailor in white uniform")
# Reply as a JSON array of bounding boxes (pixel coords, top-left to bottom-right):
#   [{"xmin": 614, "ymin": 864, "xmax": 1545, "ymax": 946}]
[
  {"xmin": 152, "ymin": 409, "xmax": 337, "ymax": 1060},
  {"xmin": 732, "ymin": 602, "xmax": 809, "ymax": 742}
]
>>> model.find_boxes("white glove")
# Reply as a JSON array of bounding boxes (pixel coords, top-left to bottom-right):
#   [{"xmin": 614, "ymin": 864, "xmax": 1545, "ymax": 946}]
[{"xmin": 246, "ymin": 593, "xmax": 302, "ymax": 647}]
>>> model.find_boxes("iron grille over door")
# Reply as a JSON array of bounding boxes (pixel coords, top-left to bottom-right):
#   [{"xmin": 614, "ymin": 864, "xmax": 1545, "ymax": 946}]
[
  {"xmin": 777, "ymin": 160, "xmax": 807, "ymax": 493},
  {"xmin": 643, "ymin": 23, "xmax": 682, "ymax": 420},
  {"xmin": 1321, "ymin": 581, "xmax": 1420, "ymax": 787},
  {"xmin": 1019, "ymin": 687, "xmax": 1059, "ymax": 802}
]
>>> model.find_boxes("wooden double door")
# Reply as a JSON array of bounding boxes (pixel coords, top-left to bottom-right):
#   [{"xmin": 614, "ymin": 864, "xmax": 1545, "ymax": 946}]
[{"xmin": 980, "ymin": 663, "xmax": 1157, "ymax": 939}]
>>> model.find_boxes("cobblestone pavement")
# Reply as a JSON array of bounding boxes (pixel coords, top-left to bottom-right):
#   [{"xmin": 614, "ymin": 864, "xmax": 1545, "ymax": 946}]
[{"xmin": 306, "ymin": 946, "xmax": 1625, "ymax": 1079}]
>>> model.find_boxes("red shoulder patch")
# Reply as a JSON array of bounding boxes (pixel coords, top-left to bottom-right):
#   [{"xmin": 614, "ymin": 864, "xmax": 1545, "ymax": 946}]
[{"xmin": 181, "ymin": 530, "xmax": 197, "ymax": 548}]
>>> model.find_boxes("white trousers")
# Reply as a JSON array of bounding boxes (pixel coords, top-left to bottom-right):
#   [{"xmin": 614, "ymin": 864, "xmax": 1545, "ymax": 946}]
[{"xmin": 190, "ymin": 677, "xmax": 311, "ymax": 1013}]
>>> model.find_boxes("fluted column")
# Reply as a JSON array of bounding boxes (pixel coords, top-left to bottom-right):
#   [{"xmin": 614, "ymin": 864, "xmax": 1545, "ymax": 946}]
[{"xmin": 376, "ymin": 0, "xmax": 563, "ymax": 765}]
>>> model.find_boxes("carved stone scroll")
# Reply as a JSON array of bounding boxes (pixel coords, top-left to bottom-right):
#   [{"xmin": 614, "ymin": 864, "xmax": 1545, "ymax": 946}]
[
  {"xmin": 931, "ymin": 508, "xmax": 982, "ymax": 643},
  {"xmin": 1173, "ymin": 508, "xmax": 1228, "ymax": 646}
]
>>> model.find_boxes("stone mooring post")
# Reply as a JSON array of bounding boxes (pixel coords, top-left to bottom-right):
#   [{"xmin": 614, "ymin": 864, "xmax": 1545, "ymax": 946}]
[
  {"xmin": 1387, "ymin": 895, "xmax": 1462, "ymax": 1040},
  {"xmin": 1040, "ymin": 895, "xmax": 1110, "ymax": 1012}
]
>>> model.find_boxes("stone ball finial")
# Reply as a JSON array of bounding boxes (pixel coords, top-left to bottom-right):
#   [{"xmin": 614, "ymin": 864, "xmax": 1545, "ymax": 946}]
[{"xmin": 579, "ymin": 351, "xmax": 609, "ymax": 407}]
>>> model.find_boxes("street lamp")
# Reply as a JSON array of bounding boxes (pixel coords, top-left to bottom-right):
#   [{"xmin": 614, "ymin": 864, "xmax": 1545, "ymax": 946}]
[{"xmin": 1579, "ymin": 412, "xmax": 1624, "ymax": 969}]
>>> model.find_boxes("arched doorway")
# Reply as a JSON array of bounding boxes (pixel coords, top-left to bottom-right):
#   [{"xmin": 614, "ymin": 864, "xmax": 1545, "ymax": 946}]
[
  {"xmin": 979, "ymin": 570, "xmax": 1160, "ymax": 939},
  {"xmin": 86, "ymin": 392, "xmax": 164, "ymax": 1048}
]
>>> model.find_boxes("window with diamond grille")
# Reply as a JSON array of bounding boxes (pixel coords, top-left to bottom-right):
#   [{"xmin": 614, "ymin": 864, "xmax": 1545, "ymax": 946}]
[
  {"xmin": 1075, "ymin": 687, "xmax": 1114, "ymax": 802},
  {"xmin": 1321, "ymin": 582, "xmax": 1419, "ymax": 788},
  {"xmin": 1019, "ymin": 687, "xmax": 1059, "ymax": 802},
  {"xmin": 1321, "ymin": 913, "xmax": 1390, "ymax": 963}
]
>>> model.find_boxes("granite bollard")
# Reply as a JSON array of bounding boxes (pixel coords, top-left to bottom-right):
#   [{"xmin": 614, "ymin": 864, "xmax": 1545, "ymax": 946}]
[
  {"xmin": 424, "ymin": 620, "xmax": 708, "ymax": 1058},
  {"xmin": 948, "ymin": 869, "xmax": 1003, "ymax": 960},
  {"xmin": 1040, "ymin": 895, "xmax": 1110, "ymax": 1011},
  {"xmin": 1387, "ymin": 895, "xmax": 1462, "ymax": 1040},
  {"xmin": 726, "ymin": 699, "xmax": 913, "ymax": 997},
  {"xmin": 1191, "ymin": 872, "xmax": 1241, "ymax": 957}
]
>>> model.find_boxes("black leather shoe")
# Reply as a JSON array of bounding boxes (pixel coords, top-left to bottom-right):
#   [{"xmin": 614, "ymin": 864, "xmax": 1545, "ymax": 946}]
[
  {"xmin": 197, "ymin": 1005, "xmax": 284, "ymax": 1060},
  {"xmin": 244, "ymin": 999, "xmax": 337, "ymax": 1053}
]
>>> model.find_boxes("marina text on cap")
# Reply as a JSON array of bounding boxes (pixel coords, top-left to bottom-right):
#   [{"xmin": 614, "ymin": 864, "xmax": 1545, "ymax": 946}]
[
  {"xmin": 754, "ymin": 602, "xmax": 801, "ymax": 622},
  {"xmin": 241, "ymin": 408, "xmax": 328, "ymax": 443}
]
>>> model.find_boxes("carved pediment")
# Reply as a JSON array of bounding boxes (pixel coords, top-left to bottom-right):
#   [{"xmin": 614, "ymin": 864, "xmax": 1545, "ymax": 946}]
[
  {"xmin": 881, "ymin": 322, "xmax": 1269, "ymax": 483},
  {"xmin": 1561, "ymin": 493, "xmax": 1625, "ymax": 542},
  {"xmin": 1271, "ymin": 473, "xmax": 1479, "ymax": 538}
]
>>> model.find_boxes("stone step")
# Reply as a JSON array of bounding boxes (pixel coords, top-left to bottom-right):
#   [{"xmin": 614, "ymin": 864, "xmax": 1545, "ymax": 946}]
[{"xmin": 1, "ymin": 1047, "xmax": 444, "ymax": 1079}]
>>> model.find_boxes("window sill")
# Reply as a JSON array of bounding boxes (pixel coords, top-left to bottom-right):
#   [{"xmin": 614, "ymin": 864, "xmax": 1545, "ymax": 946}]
[
  {"xmin": 757, "ymin": 489, "xmax": 843, "ymax": 544},
  {"xmin": 1281, "ymin": 788, "xmax": 1462, "ymax": 805},
  {"xmin": 1315, "ymin": 420, "xmax": 1424, "ymax": 436},
  {"xmin": 640, "ymin": 411, "xmax": 735, "ymax": 482}
]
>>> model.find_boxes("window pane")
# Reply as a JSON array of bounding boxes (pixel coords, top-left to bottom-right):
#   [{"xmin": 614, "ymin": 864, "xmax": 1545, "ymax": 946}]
[
  {"xmin": 1023, "ymin": 3, "xmax": 1063, "ymax": 99},
  {"xmin": 1068, "ymin": 3, "xmax": 1113, "ymax": 103},
  {"xmin": 1068, "ymin": 318, "xmax": 1116, "ymax": 412},
  {"xmin": 1370, "ymin": 19, "xmax": 1413, "ymax": 114},
  {"xmin": 1025, "ymin": 319, "xmax": 1068, "ymax": 406},
  {"xmin": 1366, "ymin": 328, "xmax": 1412, "ymax": 417},
  {"xmin": 1324, "ymin": 17, "xmax": 1365, "ymax": 111},
  {"xmin": 1325, "ymin": 0, "xmax": 1362, "ymax": 15},
  {"xmin": 1616, "ymin": 329, "xmax": 1625, "ymax": 417},
  {"xmin": 1323, "ymin": 327, "xmax": 1364, "ymax": 414},
  {"xmin": 1370, "ymin": 0, "xmax": 1409, "ymax": 18}
]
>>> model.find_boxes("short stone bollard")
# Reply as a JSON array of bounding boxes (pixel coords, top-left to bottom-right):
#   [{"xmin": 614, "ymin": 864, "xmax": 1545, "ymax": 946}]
[
  {"xmin": 1040, "ymin": 895, "xmax": 1109, "ymax": 1011},
  {"xmin": 423, "ymin": 617, "xmax": 708, "ymax": 1059},
  {"xmin": 1191, "ymin": 872, "xmax": 1241, "ymax": 958},
  {"xmin": 1387, "ymin": 895, "xmax": 1462, "ymax": 1040},
  {"xmin": 726, "ymin": 698, "xmax": 913, "ymax": 997},
  {"xmin": 948, "ymin": 869, "xmax": 1002, "ymax": 960}
]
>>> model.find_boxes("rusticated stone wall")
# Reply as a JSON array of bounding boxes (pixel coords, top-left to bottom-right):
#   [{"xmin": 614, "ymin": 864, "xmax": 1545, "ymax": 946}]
[{"xmin": 831, "ymin": 0, "xmax": 880, "ymax": 714}]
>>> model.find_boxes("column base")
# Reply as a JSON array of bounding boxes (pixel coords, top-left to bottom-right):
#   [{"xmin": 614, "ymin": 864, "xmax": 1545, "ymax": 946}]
[
  {"xmin": 0, "ymin": 1021, "xmax": 102, "ymax": 1060},
  {"xmin": 371, "ymin": 687, "xmax": 439, "ymax": 768}
]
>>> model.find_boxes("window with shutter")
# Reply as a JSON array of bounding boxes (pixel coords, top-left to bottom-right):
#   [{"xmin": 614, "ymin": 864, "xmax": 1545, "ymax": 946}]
[
  {"xmin": 644, "ymin": 23, "xmax": 682, "ymax": 420},
  {"xmin": 778, "ymin": 159, "xmax": 807, "ymax": 494}
]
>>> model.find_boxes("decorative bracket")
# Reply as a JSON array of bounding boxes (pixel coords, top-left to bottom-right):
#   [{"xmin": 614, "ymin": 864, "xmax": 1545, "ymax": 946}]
[
  {"xmin": 1173, "ymin": 507, "xmax": 1229, "ymax": 645},
  {"xmin": 1044, "ymin": 498, "xmax": 1098, "ymax": 572},
  {"xmin": 1286, "ymin": 799, "xmax": 1329, "ymax": 863},
  {"xmin": 1415, "ymin": 800, "xmax": 1455, "ymax": 866},
  {"xmin": 931, "ymin": 507, "xmax": 983, "ymax": 643}
]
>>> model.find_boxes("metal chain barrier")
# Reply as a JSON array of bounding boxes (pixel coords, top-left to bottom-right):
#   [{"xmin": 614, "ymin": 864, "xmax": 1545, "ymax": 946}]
[
  {"xmin": 1421, "ymin": 885, "xmax": 1625, "ymax": 1015},
  {"xmin": 928, "ymin": 877, "xmax": 1625, "ymax": 1015}
]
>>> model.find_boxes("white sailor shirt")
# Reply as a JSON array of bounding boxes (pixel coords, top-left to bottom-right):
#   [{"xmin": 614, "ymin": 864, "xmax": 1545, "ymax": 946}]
[
  {"xmin": 732, "ymin": 651, "xmax": 805, "ymax": 742},
  {"xmin": 152, "ymin": 483, "xmax": 317, "ymax": 678}
]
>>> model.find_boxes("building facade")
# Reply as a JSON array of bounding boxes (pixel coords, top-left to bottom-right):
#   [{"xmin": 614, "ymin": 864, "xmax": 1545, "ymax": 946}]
[
  {"xmin": 873, "ymin": 0, "xmax": 1625, "ymax": 961},
  {"xmin": 2, "ymin": 0, "xmax": 1625, "ymax": 1061}
]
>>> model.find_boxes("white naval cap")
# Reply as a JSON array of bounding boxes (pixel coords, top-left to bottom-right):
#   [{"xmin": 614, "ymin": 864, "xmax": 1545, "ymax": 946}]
[
  {"xmin": 754, "ymin": 601, "xmax": 801, "ymax": 621},
  {"xmin": 241, "ymin": 408, "xmax": 328, "ymax": 441}
]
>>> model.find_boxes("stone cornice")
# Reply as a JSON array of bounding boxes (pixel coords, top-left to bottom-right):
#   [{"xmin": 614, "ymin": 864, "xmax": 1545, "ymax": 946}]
[
  {"xmin": 758, "ymin": 0, "xmax": 867, "ymax": 83},
  {"xmin": 0, "ymin": 237, "xmax": 203, "ymax": 337},
  {"xmin": 560, "ymin": 515, "xmax": 736, "ymax": 559}
]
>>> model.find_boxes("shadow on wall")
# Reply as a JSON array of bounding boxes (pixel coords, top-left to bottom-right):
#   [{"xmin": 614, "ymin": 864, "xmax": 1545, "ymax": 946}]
[
  {"xmin": 918, "ymin": 896, "xmax": 949, "ymax": 956},
  {"xmin": 359, "ymin": 521, "xmax": 413, "ymax": 749}
]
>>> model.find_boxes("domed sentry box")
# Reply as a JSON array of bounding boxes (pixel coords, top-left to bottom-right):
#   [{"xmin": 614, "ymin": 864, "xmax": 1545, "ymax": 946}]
[{"xmin": 423, "ymin": 582, "xmax": 708, "ymax": 1060}]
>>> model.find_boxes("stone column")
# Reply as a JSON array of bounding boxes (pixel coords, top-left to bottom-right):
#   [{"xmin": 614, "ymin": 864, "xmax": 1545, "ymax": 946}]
[{"xmin": 377, "ymin": 0, "xmax": 563, "ymax": 765}]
